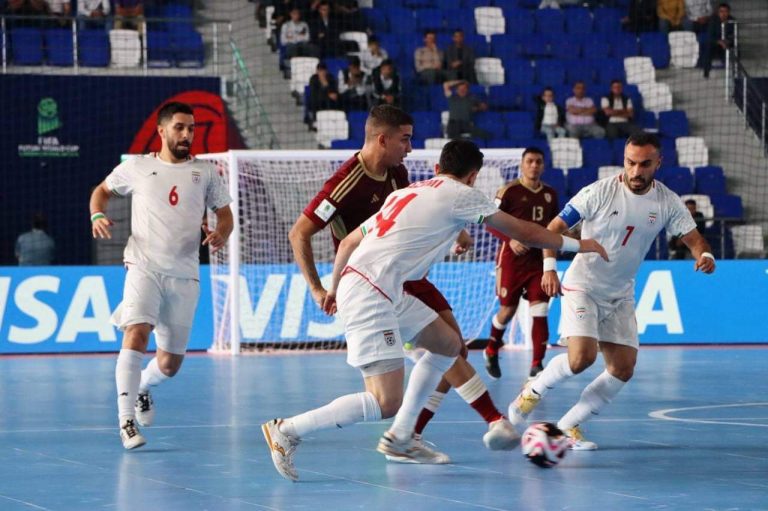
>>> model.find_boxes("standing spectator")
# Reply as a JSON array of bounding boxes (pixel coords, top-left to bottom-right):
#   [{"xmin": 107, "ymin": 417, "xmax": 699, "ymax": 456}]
[
  {"xmin": 15, "ymin": 213, "xmax": 55, "ymax": 266},
  {"xmin": 280, "ymin": 7, "xmax": 319, "ymax": 59},
  {"xmin": 414, "ymin": 30, "xmax": 444, "ymax": 85},
  {"xmin": 338, "ymin": 55, "xmax": 369, "ymax": 111},
  {"xmin": 78, "ymin": 0, "xmax": 109, "ymax": 29},
  {"xmin": 535, "ymin": 87, "xmax": 567, "ymax": 141},
  {"xmin": 701, "ymin": 2, "xmax": 733, "ymax": 78},
  {"xmin": 443, "ymin": 79, "xmax": 489, "ymax": 140},
  {"xmin": 113, "ymin": 0, "xmax": 144, "ymax": 33},
  {"xmin": 369, "ymin": 59, "xmax": 401, "ymax": 107},
  {"xmin": 622, "ymin": 0, "xmax": 658, "ymax": 33},
  {"xmin": 360, "ymin": 35, "xmax": 388, "ymax": 74},
  {"xmin": 669, "ymin": 199, "xmax": 706, "ymax": 258},
  {"xmin": 600, "ymin": 80, "xmax": 637, "ymax": 139},
  {"xmin": 308, "ymin": 62, "xmax": 340, "ymax": 128},
  {"xmin": 311, "ymin": 1, "xmax": 340, "ymax": 58},
  {"xmin": 566, "ymin": 81, "xmax": 605, "ymax": 139},
  {"xmin": 444, "ymin": 29, "xmax": 476, "ymax": 83},
  {"xmin": 682, "ymin": 0, "xmax": 711, "ymax": 32},
  {"xmin": 657, "ymin": 0, "xmax": 685, "ymax": 33}
]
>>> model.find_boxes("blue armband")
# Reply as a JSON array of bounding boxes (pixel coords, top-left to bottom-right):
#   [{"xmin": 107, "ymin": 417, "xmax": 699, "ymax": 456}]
[{"xmin": 558, "ymin": 204, "xmax": 583, "ymax": 229}]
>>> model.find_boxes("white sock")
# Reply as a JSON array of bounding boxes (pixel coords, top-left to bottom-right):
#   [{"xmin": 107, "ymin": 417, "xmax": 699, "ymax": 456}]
[
  {"xmin": 425, "ymin": 391, "xmax": 446, "ymax": 413},
  {"xmin": 115, "ymin": 349, "xmax": 143, "ymax": 422},
  {"xmin": 283, "ymin": 392, "xmax": 381, "ymax": 439},
  {"xmin": 531, "ymin": 353, "xmax": 574, "ymax": 398},
  {"xmin": 455, "ymin": 373, "xmax": 487, "ymax": 404},
  {"xmin": 390, "ymin": 352, "xmax": 456, "ymax": 440},
  {"xmin": 138, "ymin": 357, "xmax": 169, "ymax": 393},
  {"xmin": 557, "ymin": 370, "xmax": 626, "ymax": 431}
]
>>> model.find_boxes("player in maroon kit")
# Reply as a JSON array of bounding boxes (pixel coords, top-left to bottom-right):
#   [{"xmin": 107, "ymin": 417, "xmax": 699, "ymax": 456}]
[
  {"xmin": 288, "ymin": 105, "xmax": 519, "ymax": 464},
  {"xmin": 484, "ymin": 147, "xmax": 560, "ymax": 380}
]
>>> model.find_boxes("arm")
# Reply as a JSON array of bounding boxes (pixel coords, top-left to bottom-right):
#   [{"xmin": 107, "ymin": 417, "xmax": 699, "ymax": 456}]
[
  {"xmin": 323, "ymin": 227, "xmax": 365, "ymax": 314},
  {"xmin": 541, "ymin": 216, "xmax": 571, "ymax": 296},
  {"xmin": 452, "ymin": 228, "xmax": 473, "ymax": 255},
  {"xmin": 443, "ymin": 79, "xmax": 463, "ymax": 97},
  {"xmin": 90, "ymin": 181, "xmax": 113, "ymax": 239},
  {"xmin": 288, "ymin": 214, "xmax": 328, "ymax": 306},
  {"xmin": 680, "ymin": 228, "xmax": 716, "ymax": 274},
  {"xmin": 202, "ymin": 205, "xmax": 233, "ymax": 253}
]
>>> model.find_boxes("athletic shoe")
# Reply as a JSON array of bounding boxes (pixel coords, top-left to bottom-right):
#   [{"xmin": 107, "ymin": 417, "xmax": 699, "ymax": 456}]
[
  {"xmin": 135, "ymin": 391, "xmax": 154, "ymax": 427},
  {"xmin": 119, "ymin": 418, "xmax": 146, "ymax": 450},
  {"xmin": 483, "ymin": 350, "xmax": 501, "ymax": 379},
  {"xmin": 528, "ymin": 363, "xmax": 544, "ymax": 381},
  {"xmin": 508, "ymin": 380, "xmax": 542, "ymax": 429},
  {"xmin": 262, "ymin": 419, "xmax": 301, "ymax": 481},
  {"xmin": 564, "ymin": 426, "xmax": 598, "ymax": 451},
  {"xmin": 383, "ymin": 433, "xmax": 451, "ymax": 464},
  {"xmin": 482, "ymin": 417, "xmax": 521, "ymax": 450}
]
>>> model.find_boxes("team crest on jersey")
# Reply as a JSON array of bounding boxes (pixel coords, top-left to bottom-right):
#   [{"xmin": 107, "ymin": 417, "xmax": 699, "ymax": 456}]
[
  {"xmin": 648, "ymin": 211, "xmax": 658, "ymax": 224},
  {"xmin": 192, "ymin": 170, "xmax": 201, "ymax": 184},
  {"xmin": 575, "ymin": 306, "xmax": 587, "ymax": 320},
  {"xmin": 500, "ymin": 287, "xmax": 508, "ymax": 298},
  {"xmin": 383, "ymin": 330, "xmax": 396, "ymax": 346},
  {"xmin": 544, "ymin": 193, "xmax": 552, "ymax": 203}
]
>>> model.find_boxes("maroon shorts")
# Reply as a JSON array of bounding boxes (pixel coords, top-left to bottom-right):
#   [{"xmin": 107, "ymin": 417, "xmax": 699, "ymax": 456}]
[
  {"xmin": 496, "ymin": 258, "xmax": 548, "ymax": 307},
  {"xmin": 403, "ymin": 277, "xmax": 452, "ymax": 313}
]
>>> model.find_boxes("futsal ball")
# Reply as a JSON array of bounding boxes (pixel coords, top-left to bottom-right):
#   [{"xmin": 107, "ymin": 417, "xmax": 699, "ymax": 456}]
[{"xmin": 521, "ymin": 422, "xmax": 568, "ymax": 468}]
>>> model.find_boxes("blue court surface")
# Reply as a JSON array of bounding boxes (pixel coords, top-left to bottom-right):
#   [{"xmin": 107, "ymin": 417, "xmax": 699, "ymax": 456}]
[{"xmin": 1, "ymin": 346, "xmax": 766, "ymax": 511}]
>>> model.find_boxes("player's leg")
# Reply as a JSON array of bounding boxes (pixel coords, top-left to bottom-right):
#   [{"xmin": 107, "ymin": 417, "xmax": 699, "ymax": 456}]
[
  {"xmin": 526, "ymin": 273, "xmax": 552, "ymax": 380},
  {"xmin": 484, "ymin": 261, "xmax": 524, "ymax": 378}
]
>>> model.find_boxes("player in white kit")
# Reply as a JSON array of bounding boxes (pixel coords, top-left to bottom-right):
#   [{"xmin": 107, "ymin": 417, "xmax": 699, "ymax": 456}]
[
  {"xmin": 262, "ymin": 140, "xmax": 608, "ymax": 481},
  {"xmin": 508, "ymin": 131, "xmax": 716, "ymax": 449},
  {"xmin": 89, "ymin": 102, "xmax": 233, "ymax": 449}
]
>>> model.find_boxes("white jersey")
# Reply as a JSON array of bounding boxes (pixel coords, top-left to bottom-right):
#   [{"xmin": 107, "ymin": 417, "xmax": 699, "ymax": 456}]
[
  {"xmin": 562, "ymin": 175, "xmax": 696, "ymax": 300},
  {"xmin": 105, "ymin": 154, "xmax": 231, "ymax": 279},
  {"xmin": 347, "ymin": 176, "xmax": 499, "ymax": 304}
]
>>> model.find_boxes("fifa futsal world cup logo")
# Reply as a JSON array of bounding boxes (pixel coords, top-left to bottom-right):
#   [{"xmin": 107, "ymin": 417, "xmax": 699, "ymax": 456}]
[{"xmin": 37, "ymin": 98, "xmax": 62, "ymax": 135}]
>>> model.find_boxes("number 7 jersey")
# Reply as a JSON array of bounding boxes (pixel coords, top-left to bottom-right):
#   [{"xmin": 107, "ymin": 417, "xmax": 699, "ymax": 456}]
[{"xmin": 346, "ymin": 176, "xmax": 499, "ymax": 305}]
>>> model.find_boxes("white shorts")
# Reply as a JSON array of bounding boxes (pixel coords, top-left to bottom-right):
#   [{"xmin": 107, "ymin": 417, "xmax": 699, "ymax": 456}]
[
  {"xmin": 111, "ymin": 265, "xmax": 200, "ymax": 355},
  {"xmin": 337, "ymin": 273, "xmax": 438, "ymax": 368},
  {"xmin": 559, "ymin": 289, "xmax": 638, "ymax": 349}
]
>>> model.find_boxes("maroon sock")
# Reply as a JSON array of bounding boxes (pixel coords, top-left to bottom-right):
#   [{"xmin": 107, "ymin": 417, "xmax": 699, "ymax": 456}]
[
  {"xmin": 486, "ymin": 325, "xmax": 506, "ymax": 356},
  {"xmin": 531, "ymin": 316, "xmax": 549, "ymax": 367},
  {"xmin": 414, "ymin": 408, "xmax": 435, "ymax": 435},
  {"xmin": 470, "ymin": 391, "xmax": 504, "ymax": 424}
]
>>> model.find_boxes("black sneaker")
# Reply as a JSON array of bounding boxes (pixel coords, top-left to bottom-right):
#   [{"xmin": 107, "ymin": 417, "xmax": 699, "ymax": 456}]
[
  {"xmin": 528, "ymin": 363, "xmax": 544, "ymax": 381},
  {"xmin": 484, "ymin": 351, "xmax": 501, "ymax": 379},
  {"xmin": 134, "ymin": 391, "xmax": 155, "ymax": 427}
]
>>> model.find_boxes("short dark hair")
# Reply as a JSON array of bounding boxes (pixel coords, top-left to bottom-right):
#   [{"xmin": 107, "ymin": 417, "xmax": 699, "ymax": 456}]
[
  {"xmin": 348, "ymin": 55, "xmax": 361, "ymax": 67},
  {"xmin": 366, "ymin": 105, "xmax": 413, "ymax": 133},
  {"xmin": 380, "ymin": 58, "xmax": 394, "ymax": 68},
  {"xmin": 439, "ymin": 140, "xmax": 484, "ymax": 178},
  {"xmin": 610, "ymin": 79, "xmax": 623, "ymax": 86},
  {"xmin": 424, "ymin": 30, "xmax": 436, "ymax": 37},
  {"xmin": 157, "ymin": 102, "xmax": 193, "ymax": 126},
  {"xmin": 522, "ymin": 147, "xmax": 545, "ymax": 160},
  {"xmin": 685, "ymin": 199, "xmax": 697, "ymax": 206},
  {"xmin": 316, "ymin": 62, "xmax": 328, "ymax": 70},
  {"xmin": 368, "ymin": 35, "xmax": 379, "ymax": 44},
  {"xmin": 718, "ymin": 2, "xmax": 730, "ymax": 10},
  {"xmin": 625, "ymin": 131, "xmax": 661, "ymax": 150},
  {"xmin": 32, "ymin": 212, "xmax": 47, "ymax": 230}
]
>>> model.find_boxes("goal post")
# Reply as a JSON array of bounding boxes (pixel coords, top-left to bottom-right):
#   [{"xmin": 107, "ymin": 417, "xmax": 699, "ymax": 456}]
[{"xmin": 199, "ymin": 149, "xmax": 530, "ymax": 354}]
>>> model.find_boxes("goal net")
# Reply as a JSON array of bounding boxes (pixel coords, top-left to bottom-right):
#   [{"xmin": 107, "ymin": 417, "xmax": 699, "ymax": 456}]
[{"xmin": 199, "ymin": 148, "xmax": 528, "ymax": 354}]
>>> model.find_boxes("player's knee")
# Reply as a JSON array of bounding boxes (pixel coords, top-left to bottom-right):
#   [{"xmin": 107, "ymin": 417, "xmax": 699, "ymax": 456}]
[
  {"xmin": 569, "ymin": 351, "xmax": 597, "ymax": 374},
  {"xmin": 458, "ymin": 343, "xmax": 468, "ymax": 359},
  {"xmin": 123, "ymin": 324, "xmax": 151, "ymax": 350},
  {"xmin": 377, "ymin": 394, "xmax": 403, "ymax": 419},
  {"xmin": 607, "ymin": 365, "xmax": 634, "ymax": 382},
  {"xmin": 157, "ymin": 357, "xmax": 182, "ymax": 377},
  {"xmin": 495, "ymin": 307, "xmax": 515, "ymax": 324},
  {"xmin": 529, "ymin": 302, "xmax": 549, "ymax": 317},
  {"xmin": 443, "ymin": 330, "xmax": 463, "ymax": 358}
]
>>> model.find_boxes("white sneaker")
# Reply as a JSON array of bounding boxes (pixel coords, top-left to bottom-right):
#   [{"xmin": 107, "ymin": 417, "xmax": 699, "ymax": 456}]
[
  {"xmin": 482, "ymin": 418, "xmax": 521, "ymax": 450},
  {"xmin": 507, "ymin": 380, "xmax": 542, "ymax": 431},
  {"xmin": 564, "ymin": 425, "xmax": 598, "ymax": 451},
  {"xmin": 119, "ymin": 418, "xmax": 146, "ymax": 450},
  {"xmin": 135, "ymin": 391, "xmax": 154, "ymax": 427},
  {"xmin": 383, "ymin": 433, "xmax": 451, "ymax": 464},
  {"xmin": 262, "ymin": 419, "xmax": 301, "ymax": 481}
]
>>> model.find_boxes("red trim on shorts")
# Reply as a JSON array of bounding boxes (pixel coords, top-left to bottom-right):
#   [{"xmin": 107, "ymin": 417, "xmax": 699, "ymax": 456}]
[{"xmin": 341, "ymin": 266, "xmax": 392, "ymax": 302}]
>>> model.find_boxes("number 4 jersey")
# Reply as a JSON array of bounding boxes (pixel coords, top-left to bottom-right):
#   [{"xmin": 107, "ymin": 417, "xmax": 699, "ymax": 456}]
[
  {"xmin": 105, "ymin": 154, "xmax": 231, "ymax": 279},
  {"xmin": 347, "ymin": 175, "xmax": 499, "ymax": 305}
]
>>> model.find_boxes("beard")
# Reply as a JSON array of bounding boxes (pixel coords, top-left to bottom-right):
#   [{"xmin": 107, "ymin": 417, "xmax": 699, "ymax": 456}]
[
  {"xmin": 170, "ymin": 141, "xmax": 190, "ymax": 160},
  {"xmin": 627, "ymin": 175, "xmax": 651, "ymax": 193}
]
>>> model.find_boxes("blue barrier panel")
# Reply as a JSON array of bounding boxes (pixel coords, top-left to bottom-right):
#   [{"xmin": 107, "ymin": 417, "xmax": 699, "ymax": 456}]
[{"xmin": 0, "ymin": 265, "xmax": 212, "ymax": 354}]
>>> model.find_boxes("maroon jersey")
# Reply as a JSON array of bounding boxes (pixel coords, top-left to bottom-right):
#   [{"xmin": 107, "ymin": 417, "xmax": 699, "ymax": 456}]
[
  {"xmin": 492, "ymin": 179, "xmax": 559, "ymax": 268},
  {"xmin": 303, "ymin": 153, "xmax": 409, "ymax": 249}
]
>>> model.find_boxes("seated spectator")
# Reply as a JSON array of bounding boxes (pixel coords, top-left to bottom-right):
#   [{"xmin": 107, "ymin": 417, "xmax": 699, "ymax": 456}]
[
  {"xmin": 657, "ymin": 0, "xmax": 685, "ymax": 33},
  {"xmin": 444, "ymin": 29, "xmax": 476, "ymax": 83},
  {"xmin": 535, "ymin": 87, "xmax": 567, "ymax": 141},
  {"xmin": 369, "ymin": 59, "xmax": 401, "ymax": 107},
  {"xmin": 443, "ymin": 79, "xmax": 490, "ymax": 140},
  {"xmin": 49, "ymin": 0, "xmax": 71, "ymax": 27},
  {"xmin": 566, "ymin": 81, "xmax": 605, "ymax": 139},
  {"xmin": 15, "ymin": 213, "xmax": 55, "ymax": 266},
  {"xmin": 622, "ymin": 0, "xmax": 658, "ymax": 33},
  {"xmin": 270, "ymin": 0, "xmax": 310, "ymax": 51},
  {"xmin": 701, "ymin": 2, "xmax": 733, "ymax": 78},
  {"xmin": 338, "ymin": 55, "xmax": 369, "ymax": 111},
  {"xmin": 600, "ymin": 80, "xmax": 638, "ymax": 139},
  {"xmin": 113, "ymin": 0, "xmax": 144, "ymax": 32},
  {"xmin": 682, "ymin": 0, "xmax": 711, "ymax": 32},
  {"xmin": 414, "ymin": 30, "xmax": 444, "ymax": 85},
  {"xmin": 360, "ymin": 36, "xmax": 388, "ymax": 74},
  {"xmin": 307, "ymin": 62, "xmax": 340, "ymax": 128},
  {"xmin": 334, "ymin": 0, "xmax": 365, "ymax": 33},
  {"xmin": 311, "ymin": 1, "xmax": 340, "ymax": 58},
  {"xmin": 669, "ymin": 199, "xmax": 705, "ymax": 258},
  {"xmin": 77, "ymin": 0, "xmax": 110, "ymax": 29},
  {"xmin": 280, "ymin": 8, "xmax": 319, "ymax": 59}
]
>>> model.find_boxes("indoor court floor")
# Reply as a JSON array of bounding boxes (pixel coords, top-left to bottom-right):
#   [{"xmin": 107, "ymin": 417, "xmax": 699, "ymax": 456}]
[{"xmin": 0, "ymin": 346, "xmax": 766, "ymax": 511}]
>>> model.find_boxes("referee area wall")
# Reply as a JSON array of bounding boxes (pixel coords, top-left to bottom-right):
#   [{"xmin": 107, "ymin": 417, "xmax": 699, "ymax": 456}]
[{"xmin": 0, "ymin": 260, "xmax": 764, "ymax": 354}]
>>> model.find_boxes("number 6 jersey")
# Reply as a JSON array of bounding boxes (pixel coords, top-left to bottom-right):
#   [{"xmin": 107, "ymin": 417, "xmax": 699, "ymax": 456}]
[{"xmin": 105, "ymin": 154, "xmax": 231, "ymax": 279}]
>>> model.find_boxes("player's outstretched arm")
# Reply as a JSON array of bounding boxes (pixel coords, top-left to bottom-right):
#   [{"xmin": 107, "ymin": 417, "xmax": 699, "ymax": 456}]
[
  {"xmin": 89, "ymin": 181, "xmax": 113, "ymax": 240},
  {"xmin": 202, "ymin": 205, "xmax": 233, "ymax": 253},
  {"xmin": 288, "ymin": 214, "xmax": 327, "ymax": 307},
  {"xmin": 680, "ymin": 228, "xmax": 716, "ymax": 274},
  {"xmin": 323, "ymin": 227, "xmax": 365, "ymax": 315},
  {"xmin": 541, "ymin": 216, "xmax": 571, "ymax": 297}
]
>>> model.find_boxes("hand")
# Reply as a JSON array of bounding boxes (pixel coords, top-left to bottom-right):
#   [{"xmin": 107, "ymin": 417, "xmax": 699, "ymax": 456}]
[
  {"xmin": 321, "ymin": 291, "xmax": 337, "ymax": 315},
  {"xmin": 541, "ymin": 271, "xmax": 562, "ymax": 297},
  {"xmin": 452, "ymin": 229, "xmax": 473, "ymax": 255},
  {"xmin": 578, "ymin": 238, "xmax": 610, "ymax": 262},
  {"xmin": 91, "ymin": 216, "xmax": 113, "ymax": 239},
  {"xmin": 694, "ymin": 255, "xmax": 715, "ymax": 274},
  {"xmin": 202, "ymin": 224, "xmax": 227, "ymax": 253},
  {"xmin": 310, "ymin": 286, "xmax": 328, "ymax": 309},
  {"xmin": 508, "ymin": 239, "xmax": 529, "ymax": 256}
]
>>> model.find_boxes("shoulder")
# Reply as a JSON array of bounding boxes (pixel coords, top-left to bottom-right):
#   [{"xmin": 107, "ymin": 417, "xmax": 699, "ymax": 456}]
[
  {"xmin": 541, "ymin": 183, "xmax": 559, "ymax": 196},
  {"xmin": 496, "ymin": 179, "xmax": 520, "ymax": 198}
]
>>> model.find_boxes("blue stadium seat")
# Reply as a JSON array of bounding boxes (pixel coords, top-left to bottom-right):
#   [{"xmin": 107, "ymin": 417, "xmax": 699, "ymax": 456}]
[
  {"xmin": 362, "ymin": 8, "xmax": 389, "ymax": 33},
  {"xmin": 410, "ymin": 138, "xmax": 426, "ymax": 149},
  {"xmin": 325, "ymin": 58, "xmax": 347, "ymax": 79},
  {"xmin": 611, "ymin": 34, "xmax": 640, "ymax": 60},
  {"xmin": 147, "ymin": 31, "xmax": 174, "ymax": 67},
  {"xmin": 639, "ymin": 110, "xmax": 657, "ymax": 131},
  {"xmin": 611, "ymin": 137, "xmax": 627, "ymax": 164},
  {"xmin": 534, "ymin": 9, "xmax": 565, "ymax": 34},
  {"xmin": 504, "ymin": 111, "xmax": 535, "ymax": 139},
  {"xmin": 593, "ymin": 8, "xmax": 623, "ymax": 34},
  {"xmin": 658, "ymin": 110, "xmax": 689, "ymax": 138},
  {"xmin": 11, "ymin": 28, "xmax": 44, "ymax": 65},
  {"xmin": 662, "ymin": 167, "xmax": 694, "ymax": 195},
  {"xmin": 709, "ymin": 194, "xmax": 744, "ymax": 219},
  {"xmin": 694, "ymin": 166, "xmax": 726, "ymax": 195},
  {"xmin": 567, "ymin": 167, "xmax": 598, "ymax": 195},
  {"xmin": 505, "ymin": 59, "xmax": 535, "ymax": 86},
  {"xmin": 645, "ymin": 230, "xmax": 669, "ymax": 260},
  {"xmin": 640, "ymin": 32, "xmax": 671, "ymax": 69},
  {"xmin": 623, "ymin": 83, "xmax": 644, "ymax": 113},
  {"xmin": 172, "ymin": 30, "xmax": 205, "ymax": 68},
  {"xmin": 429, "ymin": 85, "xmax": 449, "ymax": 111},
  {"xmin": 551, "ymin": 34, "xmax": 584, "ymax": 61},
  {"xmin": 581, "ymin": 139, "xmax": 613, "ymax": 168},
  {"xmin": 45, "ymin": 29, "xmax": 74, "ymax": 66},
  {"xmin": 387, "ymin": 8, "xmax": 418, "ymax": 35},
  {"xmin": 582, "ymin": 37, "xmax": 611, "ymax": 61},
  {"xmin": 404, "ymin": 0, "xmax": 437, "ymax": 8},
  {"xmin": 403, "ymin": 84, "xmax": 431, "ymax": 112},
  {"xmin": 703, "ymin": 224, "xmax": 735, "ymax": 258},
  {"xmin": 493, "ymin": 0, "xmax": 521, "ymax": 7},
  {"xmin": 438, "ymin": 0, "xmax": 461, "ymax": 8},
  {"xmin": 475, "ymin": 111, "xmax": 506, "ymax": 139},
  {"xmin": 565, "ymin": 7, "xmax": 593, "ymax": 35},
  {"xmin": 536, "ymin": 59, "xmax": 566, "ymax": 86},
  {"xmin": 375, "ymin": 0, "xmax": 403, "ymax": 8},
  {"xmin": 566, "ymin": 59, "xmax": 596, "ymax": 85},
  {"xmin": 412, "ymin": 111, "xmax": 442, "ymax": 139},
  {"xmin": 164, "ymin": 3, "xmax": 195, "ymax": 34},
  {"xmin": 463, "ymin": 0, "xmax": 490, "ymax": 8},
  {"xmin": 488, "ymin": 84, "xmax": 520, "ymax": 110},
  {"xmin": 331, "ymin": 139, "xmax": 361, "ymax": 149},
  {"xmin": 347, "ymin": 111, "xmax": 368, "ymax": 137},
  {"xmin": 491, "ymin": 34, "xmax": 522, "ymax": 59},
  {"xmin": 504, "ymin": 9, "xmax": 535, "ymax": 36},
  {"xmin": 78, "ymin": 29, "xmax": 110, "ymax": 67},
  {"xmin": 415, "ymin": 9, "xmax": 443, "ymax": 31},
  {"xmin": 660, "ymin": 136, "xmax": 678, "ymax": 166},
  {"xmin": 521, "ymin": 34, "xmax": 551, "ymax": 58},
  {"xmin": 595, "ymin": 57, "xmax": 625, "ymax": 84},
  {"xmin": 443, "ymin": 8, "xmax": 476, "ymax": 34},
  {"xmin": 544, "ymin": 167, "xmax": 567, "ymax": 198}
]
